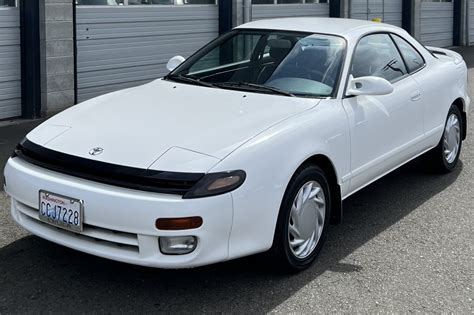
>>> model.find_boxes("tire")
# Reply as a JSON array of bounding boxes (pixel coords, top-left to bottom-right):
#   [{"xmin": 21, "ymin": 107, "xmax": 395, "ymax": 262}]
[
  {"xmin": 271, "ymin": 165, "xmax": 331, "ymax": 273},
  {"xmin": 425, "ymin": 105, "xmax": 463, "ymax": 173}
]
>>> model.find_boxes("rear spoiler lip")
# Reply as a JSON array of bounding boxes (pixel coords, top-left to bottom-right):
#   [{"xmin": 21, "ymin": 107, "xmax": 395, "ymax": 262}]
[{"xmin": 425, "ymin": 46, "xmax": 463, "ymax": 65}]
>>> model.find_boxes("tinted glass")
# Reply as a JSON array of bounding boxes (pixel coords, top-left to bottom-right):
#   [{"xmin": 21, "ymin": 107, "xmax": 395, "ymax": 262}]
[
  {"xmin": 76, "ymin": 0, "xmax": 122, "ymax": 4},
  {"xmin": 0, "ymin": 0, "xmax": 15, "ymax": 6},
  {"xmin": 392, "ymin": 35, "xmax": 425, "ymax": 73},
  {"xmin": 351, "ymin": 34, "xmax": 407, "ymax": 82},
  {"xmin": 188, "ymin": 33, "xmax": 262, "ymax": 74},
  {"xmin": 77, "ymin": 0, "xmax": 215, "ymax": 4},
  {"xmin": 172, "ymin": 30, "xmax": 345, "ymax": 97}
]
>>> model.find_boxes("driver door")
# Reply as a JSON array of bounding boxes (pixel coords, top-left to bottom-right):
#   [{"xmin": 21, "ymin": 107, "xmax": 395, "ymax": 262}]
[{"xmin": 342, "ymin": 33, "xmax": 424, "ymax": 193}]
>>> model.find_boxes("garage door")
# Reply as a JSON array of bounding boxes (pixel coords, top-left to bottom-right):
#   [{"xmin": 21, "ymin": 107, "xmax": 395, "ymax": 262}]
[
  {"xmin": 470, "ymin": 0, "xmax": 474, "ymax": 45},
  {"xmin": 0, "ymin": 6, "xmax": 21, "ymax": 120},
  {"xmin": 420, "ymin": 1, "xmax": 454, "ymax": 47},
  {"xmin": 350, "ymin": 0, "xmax": 403, "ymax": 27},
  {"xmin": 76, "ymin": 4, "xmax": 219, "ymax": 103},
  {"xmin": 251, "ymin": 2, "xmax": 330, "ymax": 21}
]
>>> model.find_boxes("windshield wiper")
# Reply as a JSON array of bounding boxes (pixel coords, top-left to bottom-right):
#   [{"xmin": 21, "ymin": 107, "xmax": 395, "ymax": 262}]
[
  {"xmin": 165, "ymin": 74, "xmax": 216, "ymax": 88},
  {"xmin": 214, "ymin": 82, "xmax": 295, "ymax": 97}
]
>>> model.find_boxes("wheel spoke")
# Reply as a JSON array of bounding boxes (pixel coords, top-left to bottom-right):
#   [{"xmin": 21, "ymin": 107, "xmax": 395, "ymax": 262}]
[
  {"xmin": 295, "ymin": 188, "xmax": 304, "ymax": 211},
  {"xmin": 289, "ymin": 222, "xmax": 301, "ymax": 238},
  {"xmin": 300, "ymin": 232, "xmax": 315, "ymax": 257},
  {"xmin": 314, "ymin": 196, "xmax": 325, "ymax": 207},
  {"xmin": 301, "ymin": 182, "xmax": 313, "ymax": 203},
  {"xmin": 448, "ymin": 151, "xmax": 455, "ymax": 162},
  {"xmin": 451, "ymin": 117, "xmax": 458, "ymax": 129},
  {"xmin": 290, "ymin": 204, "xmax": 299, "ymax": 225},
  {"xmin": 443, "ymin": 137, "xmax": 450, "ymax": 149},
  {"xmin": 317, "ymin": 205, "xmax": 325, "ymax": 224},
  {"xmin": 290, "ymin": 238, "xmax": 306, "ymax": 247},
  {"xmin": 308, "ymin": 186, "xmax": 320, "ymax": 200},
  {"xmin": 295, "ymin": 239, "xmax": 310, "ymax": 256}
]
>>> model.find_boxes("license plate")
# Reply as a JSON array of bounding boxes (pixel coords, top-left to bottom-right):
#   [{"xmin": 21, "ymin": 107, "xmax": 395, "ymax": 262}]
[{"xmin": 39, "ymin": 191, "xmax": 83, "ymax": 232}]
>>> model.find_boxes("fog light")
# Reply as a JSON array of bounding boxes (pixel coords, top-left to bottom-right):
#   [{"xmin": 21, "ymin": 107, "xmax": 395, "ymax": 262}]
[{"xmin": 159, "ymin": 236, "xmax": 197, "ymax": 255}]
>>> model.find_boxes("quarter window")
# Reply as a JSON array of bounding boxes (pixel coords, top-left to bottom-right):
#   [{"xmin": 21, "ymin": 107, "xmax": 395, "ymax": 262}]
[
  {"xmin": 391, "ymin": 35, "xmax": 425, "ymax": 73},
  {"xmin": 351, "ymin": 34, "xmax": 407, "ymax": 82}
]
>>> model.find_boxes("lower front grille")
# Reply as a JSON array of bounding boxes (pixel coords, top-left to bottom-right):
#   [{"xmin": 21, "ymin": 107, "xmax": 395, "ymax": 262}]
[{"xmin": 15, "ymin": 200, "xmax": 140, "ymax": 254}]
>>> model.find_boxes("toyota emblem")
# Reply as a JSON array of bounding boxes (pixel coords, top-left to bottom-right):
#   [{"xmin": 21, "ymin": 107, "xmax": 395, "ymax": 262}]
[{"xmin": 89, "ymin": 147, "xmax": 104, "ymax": 156}]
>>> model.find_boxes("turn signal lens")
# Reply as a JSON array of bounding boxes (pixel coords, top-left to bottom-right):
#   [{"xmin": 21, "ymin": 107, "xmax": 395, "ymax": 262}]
[
  {"xmin": 156, "ymin": 217, "xmax": 203, "ymax": 230},
  {"xmin": 183, "ymin": 170, "xmax": 246, "ymax": 199}
]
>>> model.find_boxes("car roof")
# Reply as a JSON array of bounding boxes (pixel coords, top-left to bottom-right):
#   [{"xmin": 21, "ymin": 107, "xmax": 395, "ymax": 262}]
[{"xmin": 235, "ymin": 17, "xmax": 402, "ymax": 39}]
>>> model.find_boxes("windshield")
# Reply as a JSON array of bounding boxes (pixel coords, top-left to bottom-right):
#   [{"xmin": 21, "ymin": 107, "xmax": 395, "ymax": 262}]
[{"xmin": 167, "ymin": 30, "xmax": 346, "ymax": 98}]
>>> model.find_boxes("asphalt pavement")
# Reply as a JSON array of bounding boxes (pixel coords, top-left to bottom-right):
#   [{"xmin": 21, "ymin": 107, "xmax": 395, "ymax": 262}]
[
  {"xmin": 0, "ymin": 49, "xmax": 473, "ymax": 313},
  {"xmin": 0, "ymin": 119, "xmax": 44, "ymax": 188}
]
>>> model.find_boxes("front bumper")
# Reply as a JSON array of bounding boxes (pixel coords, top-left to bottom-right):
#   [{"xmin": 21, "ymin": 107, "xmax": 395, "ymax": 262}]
[{"xmin": 5, "ymin": 157, "xmax": 234, "ymax": 268}]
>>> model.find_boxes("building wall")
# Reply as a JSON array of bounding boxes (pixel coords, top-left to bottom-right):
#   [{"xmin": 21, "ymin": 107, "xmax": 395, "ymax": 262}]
[
  {"xmin": 0, "ymin": 7, "xmax": 21, "ymax": 120},
  {"xmin": 7, "ymin": 0, "xmax": 471, "ymax": 119},
  {"xmin": 470, "ymin": 0, "xmax": 474, "ymax": 44},
  {"xmin": 75, "ymin": 5, "xmax": 219, "ymax": 102},
  {"xmin": 39, "ymin": 0, "xmax": 75, "ymax": 115},
  {"xmin": 251, "ymin": 3, "xmax": 330, "ymax": 21},
  {"xmin": 349, "ymin": 0, "xmax": 403, "ymax": 27},
  {"xmin": 419, "ymin": 1, "xmax": 454, "ymax": 47}
]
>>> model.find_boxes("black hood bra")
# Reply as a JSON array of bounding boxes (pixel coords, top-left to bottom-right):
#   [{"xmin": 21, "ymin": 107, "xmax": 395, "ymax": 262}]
[{"xmin": 13, "ymin": 139, "xmax": 205, "ymax": 195}]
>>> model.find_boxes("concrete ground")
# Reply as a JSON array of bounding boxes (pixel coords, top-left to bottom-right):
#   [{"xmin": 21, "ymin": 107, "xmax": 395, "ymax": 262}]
[{"xmin": 0, "ymin": 49, "xmax": 473, "ymax": 313}]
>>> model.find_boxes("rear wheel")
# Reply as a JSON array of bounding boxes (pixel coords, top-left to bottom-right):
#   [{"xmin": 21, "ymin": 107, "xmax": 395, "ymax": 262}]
[
  {"xmin": 425, "ymin": 105, "xmax": 463, "ymax": 173},
  {"xmin": 271, "ymin": 165, "xmax": 331, "ymax": 273}
]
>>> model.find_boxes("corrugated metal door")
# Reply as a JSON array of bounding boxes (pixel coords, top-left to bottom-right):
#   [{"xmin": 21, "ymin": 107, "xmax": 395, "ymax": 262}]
[
  {"xmin": 350, "ymin": 0, "xmax": 403, "ymax": 27},
  {"xmin": 76, "ymin": 5, "xmax": 219, "ymax": 103},
  {"xmin": 420, "ymin": 1, "xmax": 453, "ymax": 47},
  {"xmin": 470, "ymin": 0, "xmax": 474, "ymax": 45},
  {"xmin": 0, "ymin": 7, "xmax": 21, "ymax": 120},
  {"xmin": 251, "ymin": 3, "xmax": 330, "ymax": 21}
]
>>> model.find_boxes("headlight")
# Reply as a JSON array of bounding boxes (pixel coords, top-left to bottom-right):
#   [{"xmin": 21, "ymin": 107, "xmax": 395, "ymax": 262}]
[{"xmin": 183, "ymin": 170, "xmax": 246, "ymax": 199}]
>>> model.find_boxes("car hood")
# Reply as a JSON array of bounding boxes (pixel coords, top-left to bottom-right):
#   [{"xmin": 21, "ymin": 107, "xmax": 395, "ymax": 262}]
[{"xmin": 27, "ymin": 79, "xmax": 319, "ymax": 171}]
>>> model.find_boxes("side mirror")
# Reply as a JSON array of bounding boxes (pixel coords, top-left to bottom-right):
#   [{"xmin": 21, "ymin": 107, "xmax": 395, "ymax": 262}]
[
  {"xmin": 347, "ymin": 75, "xmax": 394, "ymax": 97},
  {"xmin": 166, "ymin": 55, "xmax": 185, "ymax": 72}
]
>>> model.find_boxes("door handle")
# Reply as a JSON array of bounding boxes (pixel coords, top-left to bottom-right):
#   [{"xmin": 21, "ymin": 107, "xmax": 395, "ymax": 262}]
[{"xmin": 411, "ymin": 91, "xmax": 422, "ymax": 101}]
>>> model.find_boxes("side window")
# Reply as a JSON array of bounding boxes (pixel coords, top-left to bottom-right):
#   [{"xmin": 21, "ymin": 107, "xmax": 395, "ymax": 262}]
[
  {"xmin": 351, "ymin": 34, "xmax": 407, "ymax": 82},
  {"xmin": 391, "ymin": 35, "xmax": 425, "ymax": 73}
]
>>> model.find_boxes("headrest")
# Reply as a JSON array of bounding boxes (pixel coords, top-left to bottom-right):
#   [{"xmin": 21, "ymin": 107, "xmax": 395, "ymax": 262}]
[
  {"xmin": 267, "ymin": 39, "xmax": 292, "ymax": 49},
  {"xmin": 268, "ymin": 39, "xmax": 292, "ymax": 61}
]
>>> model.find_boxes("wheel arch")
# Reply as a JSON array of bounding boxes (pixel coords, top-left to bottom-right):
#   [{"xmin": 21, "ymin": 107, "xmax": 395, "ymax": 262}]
[
  {"xmin": 452, "ymin": 98, "xmax": 467, "ymax": 140},
  {"xmin": 298, "ymin": 154, "xmax": 343, "ymax": 225}
]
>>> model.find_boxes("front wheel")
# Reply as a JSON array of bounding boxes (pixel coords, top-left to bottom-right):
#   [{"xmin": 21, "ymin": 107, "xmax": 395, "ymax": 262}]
[
  {"xmin": 425, "ymin": 105, "xmax": 463, "ymax": 173},
  {"xmin": 271, "ymin": 165, "xmax": 331, "ymax": 273}
]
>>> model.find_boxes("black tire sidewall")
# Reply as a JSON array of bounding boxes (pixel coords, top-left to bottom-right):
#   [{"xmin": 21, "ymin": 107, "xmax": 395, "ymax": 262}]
[{"xmin": 273, "ymin": 165, "xmax": 331, "ymax": 271}]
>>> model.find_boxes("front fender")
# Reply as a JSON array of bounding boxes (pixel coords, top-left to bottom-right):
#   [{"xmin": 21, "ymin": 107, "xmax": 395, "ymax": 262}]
[{"xmin": 210, "ymin": 99, "xmax": 351, "ymax": 259}]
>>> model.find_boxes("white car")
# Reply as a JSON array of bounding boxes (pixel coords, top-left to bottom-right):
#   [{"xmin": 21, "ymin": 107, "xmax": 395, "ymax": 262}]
[{"xmin": 4, "ymin": 18, "xmax": 469, "ymax": 272}]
